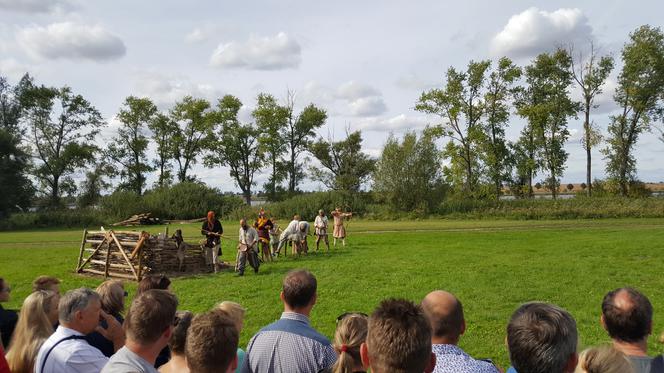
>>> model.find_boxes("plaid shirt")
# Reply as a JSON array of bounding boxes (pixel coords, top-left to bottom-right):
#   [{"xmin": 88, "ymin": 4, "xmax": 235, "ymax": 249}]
[{"xmin": 432, "ymin": 344, "xmax": 500, "ymax": 373}]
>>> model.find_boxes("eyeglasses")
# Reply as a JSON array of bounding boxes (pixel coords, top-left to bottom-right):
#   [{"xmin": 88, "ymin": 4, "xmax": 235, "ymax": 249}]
[{"xmin": 336, "ymin": 312, "xmax": 368, "ymax": 325}]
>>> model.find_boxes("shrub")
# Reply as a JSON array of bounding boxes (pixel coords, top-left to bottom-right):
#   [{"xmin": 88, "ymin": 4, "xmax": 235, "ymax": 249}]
[{"xmin": 0, "ymin": 209, "xmax": 106, "ymax": 230}]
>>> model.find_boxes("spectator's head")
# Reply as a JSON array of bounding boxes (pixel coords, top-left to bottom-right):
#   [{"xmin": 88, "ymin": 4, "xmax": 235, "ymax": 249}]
[
  {"xmin": 0, "ymin": 278, "xmax": 9, "ymax": 302},
  {"xmin": 574, "ymin": 345, "xmax": 634, "ymax": 373},
  {"xmin": 280, "ymin": 270, "xmax": 317, "ymax": 312},
  {"xmin": 360, "ymin": 298, "xmax": 435, "ymax": 373},
  {"xmin": 137, "ymin": 274, "xmax": 171, "ymax": 294},
  {"xmin": 32, "ymin": 276, "xmax": 61, "ymax": 294},
  {"xmin": 421, "ymin": 290, "xmax": 465, "ymax": 345},
  {"xmin": 58, "ymin": 288, "xmax": 102, "ymax": 334},
  {"xmin": 331, "ymin": 313, "xmax": 368, "ymax": 373},
  {"xmin": 124, "ymin": 289, "xmax": 178, "ymax": 350},
  {"xmin": 217, "ymin": 301, "xmax": 245, "ymax": 333},
  {"xmin": 95, "ymin": 280, "xmax": 126, "ymax": 316},
  {"xmin": 507, "ymin": 302, "xmax": 578, "ymax": 373},
  {"xmin": 168, "ymin": 311, "xmax": 193, "ymax": 357},
  {"xmin": 185, "ymin": 310, "xmax": 239, "ymax": 373},
  {"xmin": 5, "ymin": 290, "xmax": 59, "ymax": 372},
  {"xmin": 601, "ymin": 287, "xmax": 652, "ymax": 344}
]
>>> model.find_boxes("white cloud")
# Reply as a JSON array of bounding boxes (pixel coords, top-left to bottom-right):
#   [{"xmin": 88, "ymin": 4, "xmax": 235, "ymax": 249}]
[
  {"xmin": 491, "ymin": 7, "xmax": 593, "ymax": 58},
  {"xmin": 395, "ymin": 73, "xmax": 438, "ymax": 91},
  {"xmin": 348, "ymin": 96, "xmax": 387, "ymax": 117},
  {"xmin": 300, "ymin": 81, "xmax": 336, "ymax": 106},
  {"xmin": 336, "ymin": 81, "xmax": 380, "ymax": 100},
  {"xmin": 17, "ymin": 22, "xmax": 126, "ymax": 61},
  {"xmin": 185, "ymin": 25, "xmax": 218, "ymax": 44},
  {"xmin": 209, "ymin": 32, "xmax": 301, "ymax": 70},
  {"xmin": 132, "ymin": 71, "xmax": 222, "ymax": 109},
  {"xmin": 0, "ymin": 58, "xmax": 35, "ymax": 81},
  {"xmin": 0, "ymin": 0, "xmax": 72, "ymax": 13},
  {"xmin": 357, "ymin": 114, "xmax": 429, "ymax": 132},
  {"xmin": 335, "ymin": 80, "xmax": 387, "ymax": 117}
]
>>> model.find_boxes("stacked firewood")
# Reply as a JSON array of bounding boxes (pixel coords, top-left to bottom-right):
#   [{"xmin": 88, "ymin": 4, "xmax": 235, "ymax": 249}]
[{"xmin": 111, "ymin": 213, "xmax": 161, "ymax": 226}]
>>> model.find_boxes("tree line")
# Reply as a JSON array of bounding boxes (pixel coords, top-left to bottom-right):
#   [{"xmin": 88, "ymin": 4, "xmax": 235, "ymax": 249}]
[{"xmin": 1, "ymin": 24, "xmax": 663, "ymax": 218}]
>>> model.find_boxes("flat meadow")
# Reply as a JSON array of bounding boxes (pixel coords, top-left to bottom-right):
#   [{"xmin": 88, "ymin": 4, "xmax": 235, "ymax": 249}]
[{"xmin": 1, "ymin": 218, "xmax": 664, "ymax": 368}]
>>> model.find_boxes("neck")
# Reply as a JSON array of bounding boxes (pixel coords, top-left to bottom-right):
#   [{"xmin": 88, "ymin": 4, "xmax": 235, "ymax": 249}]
[
  {"xmin": 432, "ymin": 335, "xmax": 459, "ymax": 345},
  {"xmin": 60, "ymin": 321, "xmax": 87, "ymax": 335},
  {"xmin": 284, "ymin": 305, "xmax": 312, "ymax": 318},
  {"xmin": 125, "ymin": 338, "xmax": 163, "ymax": 364},
  {"xmin": 613, "ymin": 339, "xmax": 648, "ymax": 357}
]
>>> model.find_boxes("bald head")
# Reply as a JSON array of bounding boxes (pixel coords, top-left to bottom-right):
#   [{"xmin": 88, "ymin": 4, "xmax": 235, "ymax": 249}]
[
  {"xmin": 602, "ymin": 287, "xmax": 652, "ymax": 343},
  {"xmin": 421, "ymin": 290, "xmax": 464, "ymax": 343}
]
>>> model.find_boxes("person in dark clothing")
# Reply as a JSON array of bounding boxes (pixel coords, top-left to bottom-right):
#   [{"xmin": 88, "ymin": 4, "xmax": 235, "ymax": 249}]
[
  {"xmin": 85, "ymin": 280, "xmax": 126, "ymax": 357},
  {"xmin": 201, "ymin": 210, "xmax": 223, "ymax": 273},
  {"xmin": 0, "ymin": 278, "xmax": 17, "ymax": 349}
]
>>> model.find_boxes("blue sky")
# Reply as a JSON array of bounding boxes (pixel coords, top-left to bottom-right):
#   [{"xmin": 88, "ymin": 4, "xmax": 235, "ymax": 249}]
[{"xmin": 1, "ymin": 0, "xmax": 663, "ymax": 192}]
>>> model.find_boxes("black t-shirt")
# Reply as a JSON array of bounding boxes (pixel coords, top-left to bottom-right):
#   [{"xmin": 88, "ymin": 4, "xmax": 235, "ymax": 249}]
[{"xmin": 0, "ymin": 304, "xmax": 18, "ymax": 348}]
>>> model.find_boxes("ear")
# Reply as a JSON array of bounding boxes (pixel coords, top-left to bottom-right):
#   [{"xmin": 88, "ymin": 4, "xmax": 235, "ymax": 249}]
[
  {"xmin": 311, "ymin": 292, "xmax": 317, "ymax": 307},
  {"xmin": 648, "ymin": 319, "xmax": 653, "ymax": 335},
  {"xmin": 424, "ymin": 352, "xmax": 437, "ymax": 373},
  {"xmin": 280, "ymin": 291, "xmax": 285, "ymax": 303},
  {"xmin": 360, "ymin": 342, "xmax": 371, "ymax": 369},
  {"xmin": 600, "ymin": 314, "xmax": 607, "ymax": 331},
  {"xmin": 460, "ymin": 319, "xmax": 466, "ymax": 336},
  {"xmin": 563, "ymin": 352, "xmax": 578, "ymax": 373},
  {"xmin": 163, "ymin": 325, "xmax": 173, "ymax": 341}
]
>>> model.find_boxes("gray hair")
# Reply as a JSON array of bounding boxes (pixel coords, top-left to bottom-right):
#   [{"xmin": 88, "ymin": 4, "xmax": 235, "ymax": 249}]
[
  {"xmin": 507, "ymin": 302, "xmax": 577, "ymax": 373},
  {"xmin": 59, "ymin": 287, "xmax": 100, "ymax": 323}
]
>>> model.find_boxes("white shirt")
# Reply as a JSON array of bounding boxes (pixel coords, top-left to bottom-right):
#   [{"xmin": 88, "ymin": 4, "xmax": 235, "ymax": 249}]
[
  {"xmin": 35, "ymin": 325, "xmax": 108, "ymax": 373},
  {"xmin": 239, "ymin": 226, "xmax": 259, "ymax": 246},
  {"xmin": 281, "ymin": 219, "xmax": 300, "ymax": 237},
  {"xmin": 314, "ymin": 216, "xmax": 328, "ymax": 229}
]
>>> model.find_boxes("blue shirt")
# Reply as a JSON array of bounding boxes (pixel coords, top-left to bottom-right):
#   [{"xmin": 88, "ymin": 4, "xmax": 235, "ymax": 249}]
[
  {"xmin": 241, "ymin": 312, "xmax": 337, "ymax": 373},
  {"xmin": 432, "ymin": 344, "xmax": 500, "ymax": 373}
]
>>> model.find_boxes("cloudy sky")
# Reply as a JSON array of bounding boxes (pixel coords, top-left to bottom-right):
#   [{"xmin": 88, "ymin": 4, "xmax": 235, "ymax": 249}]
[{"xmin": 1, "ymin": 0, "xmax": 663, "ymax": 193}]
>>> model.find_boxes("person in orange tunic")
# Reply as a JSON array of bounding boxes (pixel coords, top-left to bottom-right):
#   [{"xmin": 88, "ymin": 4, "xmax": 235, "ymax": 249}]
[
  {"xmin": 330, "ymin": 207, "xmax": 352, "ymax": 247},
  {"xmin": 254, "ymin": 209, "xmax": 273, "ymax": 262}
]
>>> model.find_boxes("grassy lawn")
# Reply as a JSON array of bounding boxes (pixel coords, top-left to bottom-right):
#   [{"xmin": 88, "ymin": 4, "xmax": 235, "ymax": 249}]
[{"xmin": 1, "ymin": 218, "xmax": 664, "ymax": 368}]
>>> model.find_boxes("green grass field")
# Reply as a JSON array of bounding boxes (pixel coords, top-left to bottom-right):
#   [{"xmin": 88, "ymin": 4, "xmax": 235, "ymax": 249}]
[{"xmin": 1, "ymin": 218, "xmax": 664, "ymax": 368}]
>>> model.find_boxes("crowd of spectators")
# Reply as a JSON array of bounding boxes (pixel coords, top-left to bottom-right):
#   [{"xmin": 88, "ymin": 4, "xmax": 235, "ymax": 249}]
[{"xmin": 0, "ymin": 271, "xmax": 663, "ymax": 373}]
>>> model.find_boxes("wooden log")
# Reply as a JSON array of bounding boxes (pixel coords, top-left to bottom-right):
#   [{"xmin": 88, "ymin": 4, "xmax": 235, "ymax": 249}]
[
  {"xmin": 76, "ymin": 229, "xmax": 87, "ymax": 271},
  {"xmin": 111, "ymin": 232, "xmax": 139, "ymax": 281},
  {"xmin": 86, "ymin": 239, "xmax": 139, "ymax": 247},
  {"xmin": 82, "ymin": 268, "xmax": 139, "ymax": 280},
  {"xmin": 77, "ymin": 232, "xmax": 111, "ymax": 272},
  {"xmin": 130, "ymin": 233, "xmax": 148, "ymax": 260}
]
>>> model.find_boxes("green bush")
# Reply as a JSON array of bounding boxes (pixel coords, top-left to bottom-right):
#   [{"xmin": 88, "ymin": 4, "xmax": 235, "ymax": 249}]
[
  {"xmin": 141, "ymin": 183, "xmax": 243, "ymax": 220},
  {"xmin": 0, "ymin": 209, "xmax": 106, "ymax": 230}
]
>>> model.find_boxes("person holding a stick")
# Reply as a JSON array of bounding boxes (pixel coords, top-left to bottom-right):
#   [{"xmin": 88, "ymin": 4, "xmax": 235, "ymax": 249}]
[
  {"xmin": 331, "ymin": 207, "xmax": 352, "ymax": 247},
  {"xmin": 314, "ymin": 209, "xmax": 329, "ymax": 252},
  {"xmin": 254, "ymin": 209, "xmax": 273, "ymax": 262},
  {"xmin": 201, "ymin": 210, "xmax": 223, "ymax": 273},
  {"xmin": 237, "ymin": 219, "xmax": 260, "ymax": 276}
]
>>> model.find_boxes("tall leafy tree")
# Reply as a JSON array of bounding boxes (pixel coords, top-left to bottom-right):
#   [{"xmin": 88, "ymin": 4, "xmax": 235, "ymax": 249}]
[
  {"xmin": 372, "ymin": 128, "xmax": 446, "ymax": 213},
  {"xmin": 0, "ymin": 74, "xmax": 34, "ymax": 216},
  {"xmin": 207, "ymin": 95, "xmax": 263, "ymax": 205},
  {"xmin": 23, "ymin": 85, "xmax": 103, "ymax": 207},
  {"xmin": 253, "ymin": 93, "xmax": 288, "ymax": 200},
  {"xmin": 309, "ymin": 130, "xmax": 375, "ymax": 192},
  {"xmin": 569, "ymin": 43, "xmax": 614, "ymax": 196},
  {"xmin": 517, "ymin": 49, "xmax": 579, "ymax": 199},
  {"xmin": 148, "ymin": 113, "xmax": 176, "ymax": 188},
  {"xmin": 169, "ymin": 96, "xmax": 215, "ymax": 182},
  {"xmin": 77, "ymin": 162, "xmax": 112, "ymax": 208},
  {"xmin": 283, "ymin": 92, "xmax": 327, "ymax": 194},
  {"xmin": 605, "ymin": 25, "xmax": 664, "ymax": 196},
  {"xmin": 416, "ymin": 60, "xmax": 491, "ymax": 196},
  {"xmin": 480, "ymin": 57, "xmax": 522, "ymax": 199},
  {"xmin": 106, "ymin": 96, "xmax": 157, "ymax": 195}
]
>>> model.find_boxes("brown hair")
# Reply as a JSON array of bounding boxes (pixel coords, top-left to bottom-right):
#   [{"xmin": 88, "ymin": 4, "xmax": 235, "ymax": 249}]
[
  {"xmin": 186, "ymin": 309, "xmax": 239, "ymax": 373},
  {"xmin": 507, "ymin": 302, "xmax": 577, "ymax": 373},
  {"xmin": 574, "ymin": 345, "xmax": 634, "ymax": 373},
  {"xmin": 95, "ymin": 280, "xmax": 125, "ymax": 315},
  {"xmin": 169, "ymin": 311, "xmax": 193, "ymax": 355},
  {"xmin": 217, "ymin": 301, "xmax": 245, "ymax": 332},
  {"xmin": 6, "ymin": 290, "xmax": 58, "ymax": 372},
  {"xmin": 602, "ymin": 287, "xmax": 652, "ymax": 343},
  {"xmin": 366, "ymin": 299, "xmax": 432, "ymax": 373},
  {"xmin": 32, "ymin": 276, "xmax": 60, "ymax": 292},
  {"xmin": 137, "ymin": 274, "xmax": 171, "ymax": 294},
  {"xmin": 331, "ymin": 314, "xmax": 368, "ymax": 373},
  {"xmin": 282, "ymin": 270, "xmax": 317, "ymax": 309},
  {"xmin": 124, "ymin": 289, "xmax": 178, "ymax": 345},
  {"xmin": 421, "ymin": 292, "xmax": 464, "ymax": 340}
]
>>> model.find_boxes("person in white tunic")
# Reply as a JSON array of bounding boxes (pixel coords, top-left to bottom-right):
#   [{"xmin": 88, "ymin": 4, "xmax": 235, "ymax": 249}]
[
  {"xmin": 237, "ymin": 219, "xmax": 260, "ymax": 276},
  {"xmin": 314, "ymin": 209, "xmax": 330, "ymax": 252},
  {"xmin": 35, "ymin": 288, "xmax": 125, "ymax": 373},
  {"xmin": 274, "ymin": 215, "xmax": 301, "ymax": 256}
]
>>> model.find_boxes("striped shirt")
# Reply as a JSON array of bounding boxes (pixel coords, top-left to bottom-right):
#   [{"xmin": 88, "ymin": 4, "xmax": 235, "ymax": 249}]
[
  {"xmin": 432, "ymin": 344, "xmax": 500, "ymax": 373},
  {"xmin": 35, "ymin": 326, "xmax": 108, "ymax": 373},
  {"xmin": 241, "ymin": 312, "xmax": 337, "ymax": 373}
]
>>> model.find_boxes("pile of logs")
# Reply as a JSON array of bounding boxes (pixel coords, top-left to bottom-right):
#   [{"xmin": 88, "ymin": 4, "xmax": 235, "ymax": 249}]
[
  {"xmin": 76, "ymin": 229, "xmax": 210, "ymax": 281},
  {"xmin": 112, "ymin": 213, "xmax": 161, "ymax": 226}
]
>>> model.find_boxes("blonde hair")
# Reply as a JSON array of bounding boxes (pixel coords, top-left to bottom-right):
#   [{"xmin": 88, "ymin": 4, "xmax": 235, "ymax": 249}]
[
  {"xmin": 6, "ymin": 290, "xmax": 58, "ymax": 373},
  {"xmin": 574, "ymin": 345, "xmax": 634, "ymax": 373},
  {"xmin": 95, "ymin": 280, "xmax": 125, "ymax": 315},
  {"xmin": 217, "ymin": 301, "xmax": 245, "ymax": 332},
  {"xmin": 331, "ymin": 314, "xmax": 368, "ymax": 373}
]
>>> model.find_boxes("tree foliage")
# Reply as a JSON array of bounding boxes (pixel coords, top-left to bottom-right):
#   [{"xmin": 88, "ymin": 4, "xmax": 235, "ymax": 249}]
[
  {"xmin": 106, "ymin": 96, "xmax": 156, "ymax": 195},
  {"xmin": 253, "ymin": 93, "xmax": 289, "ymax": 200},
  {"xmin": 605, "ymin": 25, "xmax": 664, "ymax": 196},
  {"xmin": 309, "ymin": 130, "xmax": 375, "ymax": 192},
  {"xmin": 372, "ymin": 129, "xmax": 446, "ymax": 212},
  {"xmin": 148, "ymin": 113, "xmax": 176, "ymax": 188},
  {"xmin": 23, "ymin": 84, "xmax": 104, "ymax": 207},
  {"xmin": 169, "ymin": 96, "xmax": 215, "ymax": 182}
]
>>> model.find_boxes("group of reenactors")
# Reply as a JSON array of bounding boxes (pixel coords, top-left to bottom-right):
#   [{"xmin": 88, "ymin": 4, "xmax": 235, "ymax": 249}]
[{"xmin": 200, "ymin": 207, "xmax": 352, "ymax": 276}]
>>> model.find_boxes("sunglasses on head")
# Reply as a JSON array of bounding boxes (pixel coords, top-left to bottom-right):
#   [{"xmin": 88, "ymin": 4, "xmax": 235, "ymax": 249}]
[{"xmin": 336, "ymin": 312, "xmax": 368, "ymax": 325}]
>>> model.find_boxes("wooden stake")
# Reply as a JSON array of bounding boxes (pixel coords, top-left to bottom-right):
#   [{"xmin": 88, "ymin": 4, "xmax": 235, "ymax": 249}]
[{"xmin": 76, "ymin": 229, "xmax": 87, "ymax": 271}]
